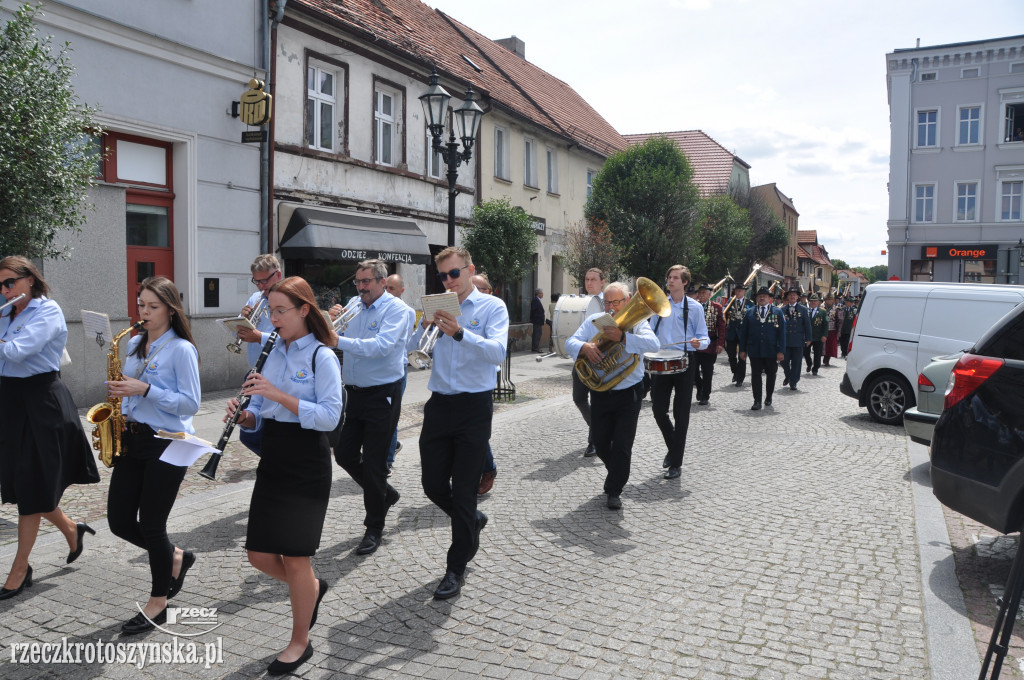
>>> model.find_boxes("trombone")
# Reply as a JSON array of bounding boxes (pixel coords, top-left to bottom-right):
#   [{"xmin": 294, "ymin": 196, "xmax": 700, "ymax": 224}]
[{"xmin": 408, "ymin": 323, "xmax": 440, "ymax": 370}]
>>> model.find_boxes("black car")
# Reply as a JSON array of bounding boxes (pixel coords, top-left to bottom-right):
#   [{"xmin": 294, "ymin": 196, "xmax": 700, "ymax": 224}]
[{"xmin": 930, "ymin": 302, "xmax": 1024, "ymax": 534}]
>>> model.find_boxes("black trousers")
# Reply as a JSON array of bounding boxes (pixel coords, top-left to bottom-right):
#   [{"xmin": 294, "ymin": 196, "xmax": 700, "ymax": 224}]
[
  {"xmin": 782, "ymin": 346, "xmax": 804, "ymax": 387},
  {"xmin": 804, "ymin": 340, "xmax": 823, "ymax": 373},
  {"xmin": 839, "ymin": 332, "xmax": 851, "ymax": 357},
  {"xmin": 693, "ymin": 351, "xmax": 717, "ymax": 401},
  {"xmin": 748, "ymin": 356, "xmax": 779, "ymax": 404},
  {"xmin": 107, "ymin": 427, "xmax": 185, "ymax": 598},
  {"xmin": 419, "ymin": 391, "xmax": 491, "ymax": 576},
  {"xmin": 725, "ymin": 335, "xmax": 746, "ymax": 383},
  {"xmin": 572, "ymin": 371, "xmax": 592, "ymax": 445},
  {"xmin": 651, "ymin": 361, "xmax": 696, "ymax": 466},
  {"xmin": 531, "ymin": 323, "xmax": 544, "ymax": 352},
  {"xmin": 590, "ymin": 382, "xmax": 645, "ymax": 497},
  {"xmin": 334, "ymin": 380, "xmax": 402, "ymax": 531}
]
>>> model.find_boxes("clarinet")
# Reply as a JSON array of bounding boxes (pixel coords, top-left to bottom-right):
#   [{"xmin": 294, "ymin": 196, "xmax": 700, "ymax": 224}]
[{"xmin": 199, "ymin": 330, "xmax": 279, "ymax": 481}]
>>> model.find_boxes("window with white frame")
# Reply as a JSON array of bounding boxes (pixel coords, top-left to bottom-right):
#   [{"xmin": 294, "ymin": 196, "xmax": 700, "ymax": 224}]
[
  {"xmin": 958, "ymin": 106, "xmax": 981, "ymax": 145},
  {"xmin": 546, "ymin": 146, "xmax": 558, "ymax": 193},
  {"xmin": 307, "ymin": 63, "xmax": 338, "ymax": 151},
  {"xmin": 494, "ymin": 125, "xmax": 509, "ymax": 180},
  {"xmin": 524, "ymin": 137, "xmax": 537, "ymax": 187},
  {"xmin": 916, "ymin": 110, "xmax": 938, "ymax": 148},
  {"xmin": 914, "ymin": 183, "xmax": 935, "ymax": 222},
  {"xmin": 586, "ymin": 168, "xmax": 596, "ymax": 198},
  {"xmin": 955, "ymin": 182, "xmax": 978, "ymax": 221},
  {"xmin": 375, "ymin": 87, "xmax": 397, "ymax": 166},
  {"xmin": 426, "ymin": 126, "xmax": 442, "ymax": 179},
  {"xmin": 1005, "ymin": 102, "xmax": 1024, "ymax": 142},
  {"xmin": 1001, "ymin": 180, "xmax": 1023, "ymax": 220}
]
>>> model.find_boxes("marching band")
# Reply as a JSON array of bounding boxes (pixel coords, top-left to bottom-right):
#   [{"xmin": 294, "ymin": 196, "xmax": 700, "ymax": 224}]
[{"xmin": 0, "ymin": 248, "xmax": 857, "ymax": 674}]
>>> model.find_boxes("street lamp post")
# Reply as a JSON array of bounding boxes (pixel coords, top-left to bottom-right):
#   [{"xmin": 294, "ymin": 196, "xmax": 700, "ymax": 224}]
[{"xmin": 419, "ymin": 67, "xmax": 484, "ymax": 246}]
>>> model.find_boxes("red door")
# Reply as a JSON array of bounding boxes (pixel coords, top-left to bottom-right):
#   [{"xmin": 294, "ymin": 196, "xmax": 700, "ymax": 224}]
[{"xmin": 126, "ymin": 193, "xmax": 174, "ymax": 323}]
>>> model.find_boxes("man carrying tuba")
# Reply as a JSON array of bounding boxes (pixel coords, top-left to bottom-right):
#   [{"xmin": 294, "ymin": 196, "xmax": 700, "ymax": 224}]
[{"xmin": 565, "ymin": 281, "xmax": 659, "ymax": 511}]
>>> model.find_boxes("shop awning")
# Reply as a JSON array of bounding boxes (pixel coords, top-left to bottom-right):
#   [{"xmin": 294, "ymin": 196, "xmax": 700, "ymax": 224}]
[{"xmin": 278, "ymin": 205, "xmax": 431, "ymax": 265}]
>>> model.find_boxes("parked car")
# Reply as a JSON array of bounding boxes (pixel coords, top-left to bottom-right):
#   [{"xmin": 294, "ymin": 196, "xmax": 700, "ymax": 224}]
[
  {"xmin": 903, "ymin": 353, "xmax": 962, "ymax": 446},
  {"xmin": 840, "ymin": 281, "xmax": 1024, "ymax": 425},
  {"xmin": 930, "ymin": 302, "xmax": 1024, "ymax": 534}
]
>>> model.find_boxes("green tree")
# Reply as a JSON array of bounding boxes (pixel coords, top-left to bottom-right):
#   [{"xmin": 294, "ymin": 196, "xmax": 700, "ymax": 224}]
[
  {"xmin": 692, "ymin": 193, "xmax": 751, "ymax": 285},
  {"xmin": 1, "ymin": 3, "xmax": 101, "ymax": 259},
  {"xmin": 561, "ymin": 218, "xmax": 620, "ymax": 288},
  {"xmin": 831, "ymin": 258, "xmax": 850, "ymax": 271},
  {"xmin": 461, "ymin": 197, "xmax": 537, "ymax": 299},
  {"xmin": 585, "ymin": 136, "xmax": 702, "ymax": 280},
  {"xmin": 730, "ymin": 187, "xmax": 789, "ymax": 273},
  {"xmin": 865, "ymin": 264, "xmax": 888, "ymax": 283}
]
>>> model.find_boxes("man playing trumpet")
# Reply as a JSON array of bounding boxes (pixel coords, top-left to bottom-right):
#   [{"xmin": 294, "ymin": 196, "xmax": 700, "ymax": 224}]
[
  {"xmin": 328, "ymin": 259, "xmax": 410, "ymax": 556},
  {"xmin": 234, "ymin": 255, "xmax": 281, "ymax": 454}
]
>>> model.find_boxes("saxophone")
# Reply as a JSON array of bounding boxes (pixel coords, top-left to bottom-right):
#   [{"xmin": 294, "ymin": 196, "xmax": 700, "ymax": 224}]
[{"xmin": 87, "ymin": 321, "xmax": 145, "ymax": 467}]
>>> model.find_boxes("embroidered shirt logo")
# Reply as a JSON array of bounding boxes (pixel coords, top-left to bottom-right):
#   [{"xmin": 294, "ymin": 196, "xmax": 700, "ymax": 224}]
[{"xmin": 469, "ymin": 318, "xmax": 481, "ymax": 328}]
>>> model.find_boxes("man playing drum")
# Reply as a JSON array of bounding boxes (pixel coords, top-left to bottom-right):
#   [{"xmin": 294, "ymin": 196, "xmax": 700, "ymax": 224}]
[{"xmin": 650, "ymin": 265, "xmax": 708, "ymax": 480}]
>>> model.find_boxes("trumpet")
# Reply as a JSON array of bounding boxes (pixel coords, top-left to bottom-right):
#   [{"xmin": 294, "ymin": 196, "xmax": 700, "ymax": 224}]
[
  {"xmin": 408, "ymin": 323, "xmax": 440, "ymax": 370},
  {"xmin": 332, "ymin": 298, "xmax": 362, "ymax": 333},
  {"xmin": 0, "ymin": 293, "xmax": 26, "ymax": 314},
  {"xmin": 227, "ymin": 297, "xmax": 268, "ymax": 353}
]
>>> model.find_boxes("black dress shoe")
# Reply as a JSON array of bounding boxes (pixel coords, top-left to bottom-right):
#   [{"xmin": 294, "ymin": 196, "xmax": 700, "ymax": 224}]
[
  {"xmin": 790, "ymin": 385, "xmax": 797, "ymax": 391},
  {"xmin": 765, "ymin": 397, "xmax": 773, "ymax": 406},
  {"xmin": 751, "ymin": 402, "xmax": 762, "ymax": 411},
  {"xmin": 664, "ymin": 466, "xmax": 681, "ymax": 479},
  {"xmin": 606, "ymin": 495, "xmax": 622, "ymax": 510},
  {"xmin": 698, "ymin": 398, "xmax": 709, "ymax": 406},
  {"xmin": 663, "ymin": 453, "xmax": 671, "ymax": 469},
  {"xmin": 469, "ymin": 512, "xmax": 488, "ymax": 562},
  {"xmin": 310, "ymin": 579, "xmax": 328, "ymax": 630},
  {"xmin": 584, "ymin": 443, "xmax": 597, "ymax": 457},
  {"xmin": 67, "ymin": 523, "xmax": 95, "ymax": 564},
  {"xmin": 268, "ymin": 642, "xmax": 314, "ymax": 676},
  {"xmin": 0, "ymin": 565, "xmax": 32, "ymax": 600},
  {"xmin": 433, "ymin": 571, "xmax": 463, "ymax": 600},
  {"xmin": 386, "ymin": 487, "xmax": 401, "ymax": 509},
  {"xmin": 168, "ymin": 550, "xmax": 195, "ymax": 599},
  {"xmin": 121, "ymin": 608, "xmax": 167, "ymax": 635},
  {"xmin": 356, "ymin": 530, "xmax": 382, "ymax": 555},
  {"xmin": 736, "ymin": 380, "xmax": 744, "ymax": 387},
  {"xmin": 782, "ymin": 377, "xmax": 789, "ymax": 386},
  {"xmin": 812, "ymin": 370, "xmax": 818, "ymax": 375}
]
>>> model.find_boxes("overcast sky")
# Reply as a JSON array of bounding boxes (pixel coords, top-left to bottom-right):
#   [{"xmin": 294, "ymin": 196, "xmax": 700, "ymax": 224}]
[{"xmin": 428, "ymin": 0, "xmax": 1024, "ymax": 268}]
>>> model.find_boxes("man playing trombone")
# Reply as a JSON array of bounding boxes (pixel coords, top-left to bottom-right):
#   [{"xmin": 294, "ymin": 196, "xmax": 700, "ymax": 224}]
[
  {"xmin": 328, "ymin": 259, "xmax": 410, "ymax": 556},
  {"xmin": 234, "ymin": 254, "xmax": 281, "ymax": 454}
]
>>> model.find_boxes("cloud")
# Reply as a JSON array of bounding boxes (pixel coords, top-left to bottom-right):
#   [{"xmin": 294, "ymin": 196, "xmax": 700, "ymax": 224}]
[{"xmin": 788, "ymin": 160, "xmax": 837, "ymax": 176}]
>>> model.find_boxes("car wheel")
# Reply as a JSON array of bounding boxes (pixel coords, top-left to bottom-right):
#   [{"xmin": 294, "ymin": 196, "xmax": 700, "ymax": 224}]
[{"xmin": 866, "ymin": 373, "xmax": 913, "ymax": 425}]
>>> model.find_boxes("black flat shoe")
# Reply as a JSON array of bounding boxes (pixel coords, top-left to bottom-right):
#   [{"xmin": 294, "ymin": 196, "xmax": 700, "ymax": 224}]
[
  {"xmin": 310, "ymin": 579, "xmax": 329, "ymax": 630},
  {"xmin": 356, "ymin": 530, "xmax": 381, "ymax": 556},
  {"xmin": 433, "ymin": 571, "xmax": 463, "ymax": 600},
  {"xmin": 664, "ymin": 466, "xmax": 681, "ymax": 479},
  {"xmin": 67, "ymin": 523, "xmax": 95, "ymax": 564},
  {"xmin": 167, "ymin": 550, "xmax": 195, "ymax": 599},
  {"xmin": 268, "ymin": 642, "xmax": 314, "ymax": 676},
  {"xmin": 0, "ymin": 565, "xmax": 32, "ymax": 600},
  {"xmin": 121, "ymin": 608, "xmax": 166, "ymax": 635}
]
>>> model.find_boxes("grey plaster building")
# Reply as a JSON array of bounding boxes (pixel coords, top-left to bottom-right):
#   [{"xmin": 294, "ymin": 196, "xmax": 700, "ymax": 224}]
[{"xmin": 886, "ymin": 35, "xmax": 1024, "ymax": 284}]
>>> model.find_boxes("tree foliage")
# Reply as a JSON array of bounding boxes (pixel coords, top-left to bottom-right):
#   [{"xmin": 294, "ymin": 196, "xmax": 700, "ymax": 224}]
[
  {"xmin": 831, "ymin": 258, "xmax": 850, "ymax": 271},
  {"xmin": 730, "ymin": 187, "xmax": 789, "ymax": 272},
  {"xmin": 561, "ymin": 218, "xmax": 620, "ymax": 288},
  {"xmin": 461, "ymin": 197, "xmax": 537, "ymax": 298},
  {"xmin": 0, "ymin": 3, "xmax": 101, "ymax": 259},
  {"xmin": 585, "ymin": 136, "xmax": 702, "ymax": 280},
  {"xmin": 691, "ymin": 194, "xmax": 751, "ymax": 285},
  {"xmin": 863, "ymin": 264, "xmax": 888, "ymax": 283}
]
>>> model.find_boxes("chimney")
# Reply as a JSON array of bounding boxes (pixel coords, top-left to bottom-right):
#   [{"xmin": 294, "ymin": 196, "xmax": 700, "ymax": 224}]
[{"xmin": 496, "ymin": 35, "xmax": 525, "ymax": 60}]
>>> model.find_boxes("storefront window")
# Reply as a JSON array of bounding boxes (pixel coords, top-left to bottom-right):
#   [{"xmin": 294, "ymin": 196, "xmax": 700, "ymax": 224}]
[
  {"xmin": 285, "ymin": 259, "xmax": 373, "ymax": 312},
  {"xmin": 963, "ymin": 259, "xmax": 996, "ymax": 283},
  {"xmin": 910, "ymin": 260, "xmax": 933, "ymax": 282}
]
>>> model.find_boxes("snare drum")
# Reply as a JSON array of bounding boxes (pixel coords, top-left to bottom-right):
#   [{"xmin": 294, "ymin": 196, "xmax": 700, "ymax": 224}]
[
  {"xmin": 550, "ymin": 294, "xmax": 603, "ymax": 358},
  {"xmin": 643, "ymin": 350, "xmax": 688, "ymax": 375}
]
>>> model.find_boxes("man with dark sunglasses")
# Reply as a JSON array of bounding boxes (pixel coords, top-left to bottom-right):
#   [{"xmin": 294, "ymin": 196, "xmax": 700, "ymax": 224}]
[
  {"xmin": 234, "ymin": 254, "xmax": 282, "ymax": 454},
  {"xmin": 416, "ymin": 246, "xmax": 508, "ymax": 600}
]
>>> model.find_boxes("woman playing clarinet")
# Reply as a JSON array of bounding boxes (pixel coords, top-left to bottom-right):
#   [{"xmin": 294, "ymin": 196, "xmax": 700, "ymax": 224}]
[
  {"xmin": 0, "ymin": 256, "xmax": 100, "ymax": 600},
  {"xmin": 104, "ymin": 276, "xmax": 200, "ymax": 634},
  {"xmin": 226, "ymin": 276, "xmax": 342, "ymax": 675}
]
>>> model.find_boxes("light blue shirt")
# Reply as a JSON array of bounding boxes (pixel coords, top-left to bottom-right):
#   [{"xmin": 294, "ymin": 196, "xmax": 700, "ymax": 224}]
[
  {"xmin": 419, "ymin": 288, "xmax": 508, "ymax": 395},
  {"xmin": 243, "ymin": 332, "xmax": 343, "ymax": 432},
  {"xmin": 244, "ymin": 290, "xmax": 276, "ymax": 368},
  {"xmin": 565, "ymin": 313, "xmax": 659, "ymax": 390},
  {"xmin": 399, "ymin": 300, "xmax": 418, "ymax": 365},
  {"xmin": 655, "ymin": 296, "xmax": 710, "ymax": 352},
  {"xmin": 335, "ymin": 291, "xmax": 410, "ymax": 386},
  {"xmin": 0, "ymin": 297, "xmax": 66, "ymax": 377},
  {"xmin": 121, "ymin": 329, "xmax": 201, "ymax": 434}
]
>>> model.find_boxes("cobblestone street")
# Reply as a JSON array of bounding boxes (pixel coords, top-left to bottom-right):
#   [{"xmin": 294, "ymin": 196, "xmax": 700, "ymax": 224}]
[{"xmin": 0, "ymin": 356, "xmax": 981, "ymax": 678}]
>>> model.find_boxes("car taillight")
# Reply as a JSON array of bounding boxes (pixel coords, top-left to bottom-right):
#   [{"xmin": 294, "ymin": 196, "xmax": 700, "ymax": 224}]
[
  {"xmin": 848, "ymin": 314, "xmax": 858, "ymax": 354},
  {"xmin": 943, "ymin": 354, "xmax": 1004, "ymax": 409},
  {"xmin": 918, "ymin": 373, "xmax": 935, "ymax": 393}
]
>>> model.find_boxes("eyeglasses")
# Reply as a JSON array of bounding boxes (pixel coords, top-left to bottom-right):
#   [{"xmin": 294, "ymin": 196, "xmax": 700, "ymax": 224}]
[
  {"xmin": 436, "ymin": 266, "xmax": 469, "ymax": 282},
  {"xmin": 604, "ymin": 297, "xmax": 627, "ymax": 307},
  {"xmin": 354, "ymin": 277, "xmax": 382, "ymax": 286},
  {"xmin": 268, "ymin": 306, "xmax": 297, "ymax": 317},
  {"xmin": 251, "ymin": 271, "xmax": 279, "ymax": 286},
  {"xmin": 0, "ymin": 277, "xmax": 25, "ymax": 290}
]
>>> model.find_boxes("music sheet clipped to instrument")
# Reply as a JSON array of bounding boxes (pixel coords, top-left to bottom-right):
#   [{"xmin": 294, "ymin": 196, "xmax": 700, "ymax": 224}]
[{"xmin": 420, "ymin": 292, "xmax": 461, "ymax": 320}]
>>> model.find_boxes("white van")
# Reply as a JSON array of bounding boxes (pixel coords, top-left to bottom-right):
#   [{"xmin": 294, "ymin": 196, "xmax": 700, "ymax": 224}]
[{"xmin": 839, "ymin": 281, "xmax": 1024, "ymax": 425}]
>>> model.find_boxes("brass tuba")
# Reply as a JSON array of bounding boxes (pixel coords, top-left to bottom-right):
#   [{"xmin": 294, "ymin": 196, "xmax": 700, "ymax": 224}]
[
  {"xmin": 87, "ymin": 321, "xmax": 144, "ymax": 467},
  {"xmin": 574, "ymin": 277, "xmax": 671, "ymax": 392}
]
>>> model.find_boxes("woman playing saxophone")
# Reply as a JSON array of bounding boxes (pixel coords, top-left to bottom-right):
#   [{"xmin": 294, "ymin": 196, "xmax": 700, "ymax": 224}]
[{"xmin": 0, "ymin": 256, "xmax": 100, "ymax": 601}]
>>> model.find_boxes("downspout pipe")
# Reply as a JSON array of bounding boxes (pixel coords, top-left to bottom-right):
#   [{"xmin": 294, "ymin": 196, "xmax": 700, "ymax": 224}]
[{"xmin": 261, "ymin": 0, "xmax": 287, "ymax": 255}]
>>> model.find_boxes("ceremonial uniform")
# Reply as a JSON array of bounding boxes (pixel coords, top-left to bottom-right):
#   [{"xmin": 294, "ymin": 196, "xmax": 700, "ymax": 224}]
[
  {"xmin": 780, "ymin": 300, "xmax": 811, "ymax": 389},
  {"xmin": 804, "ymin": 301, "xmax": 829, "ymax": 375},
  {"xmin": 837, "ymin": 303, "xmax": 857, "ymax": 358},
  {"xmin": 739, "ymin": 302, "xmax": 786, "ymax": 408},
  {"xmin": 724, "ymin": 293, "xmax": 753, "ymax": 385},
  {"xmin": 693, "ymin": 298, "xmax": 726, "ymax": 404}
]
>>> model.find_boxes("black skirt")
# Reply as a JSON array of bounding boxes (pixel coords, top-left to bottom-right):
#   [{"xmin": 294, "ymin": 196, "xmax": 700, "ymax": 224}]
[
  {"xmin": 0, "ymin": 372, "xmax": 100, "ymax": 515},
  {"xmin": 245, "ymin": 420, "xmax": 331, "ymax": 557}
]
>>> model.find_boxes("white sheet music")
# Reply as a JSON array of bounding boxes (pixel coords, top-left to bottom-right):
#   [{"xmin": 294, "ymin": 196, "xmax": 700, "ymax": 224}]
[
  {"xmin": 217, "ymin": 316, "xmax": 257, "ymax": 338},
  {"xmin": 80, "ymin": 310, "xmax": 114, "ymax": 347},
  {"xmin": 155, "ymin": 430, "xmax": 218, "ymax": 467},
  {"xmin": 420, "ymin": 292, "xmax": 462, "ymax": 320}
]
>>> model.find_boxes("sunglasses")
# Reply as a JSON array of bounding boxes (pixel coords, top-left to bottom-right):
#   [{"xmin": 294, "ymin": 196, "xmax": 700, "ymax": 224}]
[
  {"xmin": 436, "ymin": 266, "xmax": 469, "ymax": 282},
  {"xmin": 0, "ymin": 276, "xmax": 26, "ymax": 289}
]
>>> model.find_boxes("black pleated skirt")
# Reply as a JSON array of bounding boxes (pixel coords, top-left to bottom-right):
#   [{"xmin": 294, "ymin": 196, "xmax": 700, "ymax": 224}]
[
  {"xmin": 0, "ymin": 372, "xmax": 100, "ymax": 515},
  {"xmin": 245, "ymin": 420, "xmax": 331, "ymax": 557}
]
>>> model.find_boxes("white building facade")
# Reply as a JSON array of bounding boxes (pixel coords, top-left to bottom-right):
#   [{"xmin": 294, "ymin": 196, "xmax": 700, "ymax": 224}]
[{"xmin": 886, "ymin": 35, "xmax": 1024, "ymax": 285}]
